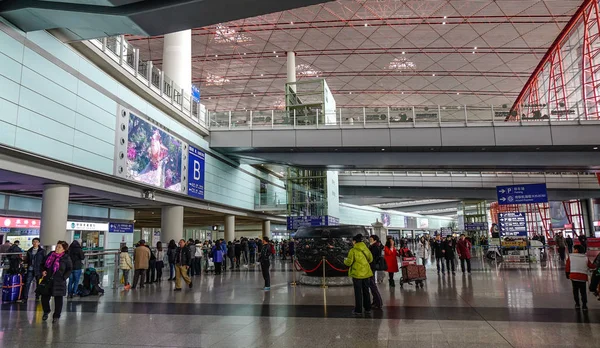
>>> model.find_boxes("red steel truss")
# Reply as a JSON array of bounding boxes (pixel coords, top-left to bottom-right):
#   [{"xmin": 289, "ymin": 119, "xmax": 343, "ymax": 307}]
[{"xmin": 512, "ymin": 0, "xmax": 600, "ymax": 121}]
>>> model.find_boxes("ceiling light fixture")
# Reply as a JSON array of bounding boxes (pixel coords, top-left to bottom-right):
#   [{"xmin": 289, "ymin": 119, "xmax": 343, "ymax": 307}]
[
  {"xmin": 275, "ymin": 55, "xmax": 279, "ymax": 58},
  {"xmin": 401, "ymin": 51, "xmax": 406, "ymax": 55},
  {"xmin": 215, "ymin": 54, "xmax": 218, "ymax": 57},
  {"xmin": 474, "ymin": 46, "xmax": 478, "ymax": 50},
  {"xmin": 442, "ymin": 22, "xmax": 446, "ymax": 25},
  {"xmin": 205, "ymin": 73, "xmax": 230, "ymax": 86},
  {"xmin": 432, "ymin": 73, "xmax": 436, "ymax": 77},
  {"xmin": 260, "ymin": 74, "xmax": 264, "ymax": 77},
  {"xmin": 364, "ymin": 23, "xmax": 369, "ymax": 27},
  {"xmin": 444, "ymin": 16, "xmax": 447, "ymax": 19},
  {"xmin": 457, "ymin": 92, "xmax": 460, "ymax": 95},
  {"xmin": 472, "ymin": 51, "xmax": 475, "ymax": 54},
  {"xmin": 290, "ymin": 21, "xmax": 294, "ymax": 25},
  {"xmin": 243, "ymin": 53, "xmax": 247, "ymax": 55},
  {"xmin": 296, "ymin": 63, "xmax": 322, "ymax": 77},
  {"xmin": 388, "ymin": 57, "xmax": 416, "ymax": 71},
  {"xmin": 213, "ymin": 24, "xmax": 251, "ymax": 44},
  {"xmin": 349, "ymin": 92, "xmax": 352, "ymax": 95},
  {"xmin": 273, "ymin": 51, "xmax": 277, "ymax": 54},
  {"xmin": 594, "ymin": 147, "xmax": 599, "ymax": 150}
]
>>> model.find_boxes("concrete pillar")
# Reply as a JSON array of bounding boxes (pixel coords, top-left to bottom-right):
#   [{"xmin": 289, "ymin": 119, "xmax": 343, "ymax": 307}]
[
  {"xmin": 262, "ymin": 220, "xmax": 271, "ymax": 239},
  {"xmin": 162, "ymin": 30, "xmax": 192, "ymax": 92},
  {"xmin": 583, "ymin": 199, "xmax": 595, "ymax": 237},
  {"xmin": 161, "ymin": 206, "xmax": 184, "ymax": 244},
  {"xmin": 287, "ymin": 51, "xmax": 296, "ymax": 92},
  {"xmin": 40, "ymin": 184, "xmax": 70, "ymax": 249},
  {"xmin": 224, "ymin": 215, "xmax": 235, "ymax": 242}
]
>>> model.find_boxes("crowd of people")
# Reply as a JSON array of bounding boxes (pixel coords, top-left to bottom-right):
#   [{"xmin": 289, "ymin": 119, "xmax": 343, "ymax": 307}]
[
  {"xmin": 344, "ymin": 232, "xmax": 474, "ymax": 316},
  {"xmin": 119, "ymin": 237, "xmax": 284, "ymax": 291}
]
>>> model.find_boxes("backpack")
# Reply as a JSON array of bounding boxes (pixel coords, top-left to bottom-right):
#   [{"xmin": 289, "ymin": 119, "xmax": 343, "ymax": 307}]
[{"xmin": 82, "ymin": 267, "xmax": 104, "ymax": 296}]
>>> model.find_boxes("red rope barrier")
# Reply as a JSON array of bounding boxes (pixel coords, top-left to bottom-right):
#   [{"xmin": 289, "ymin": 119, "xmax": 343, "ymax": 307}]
[
  {"xmin": 294, "ymin": 259, "xmax": 323, "ymax": 274},
  {"xmin": 325, "ymin": 260, "xmax": 349, "ymax": 272}
]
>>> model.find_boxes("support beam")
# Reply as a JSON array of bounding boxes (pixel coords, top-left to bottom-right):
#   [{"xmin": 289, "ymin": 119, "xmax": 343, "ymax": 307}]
[
  {"xmin": 224, "ymin": 215, "xmax": 235, "ymax": 242},
  {"xmin": 40, "ymin": 184, "xmax": 69, "ymax": 249},
  {"xmin": 262, "ymin": 220, "xmax": 271, "ymax": 239},
  {"xmin": 161, "ymin": 206, "xmax": 184, "ymax": 244}
]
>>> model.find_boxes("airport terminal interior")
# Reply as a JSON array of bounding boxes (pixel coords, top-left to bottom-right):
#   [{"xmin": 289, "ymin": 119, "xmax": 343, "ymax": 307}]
[{"xmin": 1, "ymin": 0, "xmax": 600, "ymax": 347}]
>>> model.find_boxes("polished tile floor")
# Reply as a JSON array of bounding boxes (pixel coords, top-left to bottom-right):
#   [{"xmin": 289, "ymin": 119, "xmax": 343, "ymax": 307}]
[{"xmin": 1, "ymin": 251, "xmax": 599, "ymax": 347}]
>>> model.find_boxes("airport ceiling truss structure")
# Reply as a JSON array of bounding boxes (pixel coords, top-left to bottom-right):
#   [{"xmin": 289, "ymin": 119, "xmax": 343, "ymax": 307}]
[{"xmin": 128, "ymin": 0, "xmax": 582, "ymax": 111}]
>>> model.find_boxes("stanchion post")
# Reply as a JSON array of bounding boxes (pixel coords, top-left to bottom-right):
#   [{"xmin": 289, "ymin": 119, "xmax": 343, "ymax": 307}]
[
  {"xmin": 321, "ymin": 256, "xmax": 328, "ymax": 289},
  {"xmin": 290, "ymin": 256, "xmax": 297, "ymax": 287},
  {"xmin": 113, "ymin": 251, "xmax": 120, "ymax": 289}
]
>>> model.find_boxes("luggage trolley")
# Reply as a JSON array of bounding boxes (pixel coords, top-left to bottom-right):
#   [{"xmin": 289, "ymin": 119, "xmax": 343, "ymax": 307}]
[{"xmin": 399, "ymin": 257, "xmax": 426, "ymax": 288}]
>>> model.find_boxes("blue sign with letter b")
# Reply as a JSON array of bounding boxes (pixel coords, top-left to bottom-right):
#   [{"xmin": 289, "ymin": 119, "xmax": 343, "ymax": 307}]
[{"xmin": 187, "ymin": 145, "xmax": 205, "ymax": 199}]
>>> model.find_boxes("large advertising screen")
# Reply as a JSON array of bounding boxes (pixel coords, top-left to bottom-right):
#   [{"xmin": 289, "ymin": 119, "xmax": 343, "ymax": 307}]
[{"xmin": 126, "ymin": 113, "xmax": 183, "ymax": 192}]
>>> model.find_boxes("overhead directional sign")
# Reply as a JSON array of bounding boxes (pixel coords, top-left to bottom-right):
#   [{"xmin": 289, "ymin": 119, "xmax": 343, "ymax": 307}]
[
  {"xmin": 496, "ymin": 183, "xmax": 548, "ymax": 205},
  {"xmin": 464, "ymin": 222, "xmax": 488, "ymax": 231},
  {"xmin": 498, "ymin": 212, "xmax": 528, "ymax": 237}
]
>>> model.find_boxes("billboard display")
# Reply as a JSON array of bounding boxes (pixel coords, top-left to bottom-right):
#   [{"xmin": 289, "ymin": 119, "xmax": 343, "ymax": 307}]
[{"xmin": 124, "ymin": 112, "xmax": 183, "ymax": 192}]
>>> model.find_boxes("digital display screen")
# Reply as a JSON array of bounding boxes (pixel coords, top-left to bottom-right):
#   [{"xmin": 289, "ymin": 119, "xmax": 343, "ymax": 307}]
[{"xmin": 126, "ymin": 113, "xmax": 182, "ymax": 192}]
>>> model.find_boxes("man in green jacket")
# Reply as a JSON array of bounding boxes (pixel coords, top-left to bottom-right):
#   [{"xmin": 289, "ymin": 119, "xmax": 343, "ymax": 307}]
[{"xmin": 344, "ymin": 234, "xmax": 373, "ymax": 316}]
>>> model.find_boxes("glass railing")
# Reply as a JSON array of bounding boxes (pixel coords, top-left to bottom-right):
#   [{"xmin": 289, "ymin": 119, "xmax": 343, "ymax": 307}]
[
  {"xmin": 90, "ymin": 36, "xmax": 206, "ymax": 128},
  {"xmin": 339, "ymin": 170, "xmax": 597, "ymax": 177},
  {"xmin": 255, "ymin": 192, "xmax": 287, "ymax": 211},
  {"xmin": 208, "ymin": 105, "xmax": 599, "ymax": 130}
]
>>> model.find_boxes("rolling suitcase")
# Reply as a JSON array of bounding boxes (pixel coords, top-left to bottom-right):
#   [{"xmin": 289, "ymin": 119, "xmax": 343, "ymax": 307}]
[
  {"xmin": 2, "ymin": 274, "xmax": 23, "ymax": 302},
  {"xmin": 402, "ymin": 264, "xmax": 420, "ymax": 280}
]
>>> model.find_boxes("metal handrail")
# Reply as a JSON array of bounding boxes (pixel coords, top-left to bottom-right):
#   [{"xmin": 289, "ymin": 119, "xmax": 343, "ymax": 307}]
[
  {"xmin": 208, "ymin": 104, "xmax": 600, "ymax": 130},
  {"xmin": 91, "ymin": 36, "xmax": 206, "ymax": 128}
]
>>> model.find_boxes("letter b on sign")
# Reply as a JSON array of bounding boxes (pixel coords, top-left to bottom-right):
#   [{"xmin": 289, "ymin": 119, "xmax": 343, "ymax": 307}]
[{"xmin": 193, "ymin": 160, "xmax": 201, "ymax": 180}]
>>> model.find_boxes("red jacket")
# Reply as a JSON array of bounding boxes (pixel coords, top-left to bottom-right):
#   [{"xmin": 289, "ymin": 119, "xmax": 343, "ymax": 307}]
[
  {"xmin": 566, "ymin": 253, "xmax": 594, "ymax": 282},
  {"xmin": 384, "ymin": 246, "xmax": 399, "ymax": 273},
  {"xmin": 456, "ymin": 239, "xmax": 472, "ymax": 259}
]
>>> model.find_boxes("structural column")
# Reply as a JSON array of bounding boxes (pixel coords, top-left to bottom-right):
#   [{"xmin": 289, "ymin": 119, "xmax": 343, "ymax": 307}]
[
  {"xmin": 583, "ymin": 199, "xmax": 595, "ymax": 237},
  {"xmin": 224, "ymin": 215, "xmax": 235, "ymax": 242},
  {"xmin": 40, "ymin": 184, "xmax": 70, "ymax": 249},
  {"xmin": 162, "ymin": 30, "xmax": 192, "ymax": 92},
  {"xmin": 262, "ymin": 220, "xmax": 271, "ymax": 239},
  {"xmin": 161, "ymin": 206, "xmax": 184, "ymax": 243},
  {"xmin": 287, "ymin": 51, "xmax": 296, "ymax": 92}
]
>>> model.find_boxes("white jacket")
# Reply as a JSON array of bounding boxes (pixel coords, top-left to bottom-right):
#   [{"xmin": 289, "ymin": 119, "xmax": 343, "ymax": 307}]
[{"xmin": 417, "ymin": 242, "xmax": 430, "ymax": 259}]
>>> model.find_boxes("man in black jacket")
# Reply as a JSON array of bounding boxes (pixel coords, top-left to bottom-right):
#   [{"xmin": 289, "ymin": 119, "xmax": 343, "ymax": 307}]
[
  {"xmin": 67, "ymin": 240, "xmax": 85, "ymax": 298},
  {"xmin": 432, "ymin": 234, "xmax": 445, "ymax": 274},
  {"xmin": 174, "ymin": 239, "xmax": 192, "ymax": 291},
  {"xmin": 259, "ymin": 237, "xmax": 274, "ymax": 290},
  {"xmin": 442, "ymin": 235, "xmax": 456, "ymax": 275},
  {"xmin": 368, "ymin": 235, "xmax": 384, "ymax": 309},
  {"xmin": 23, "ymin": 238, "xmax": 46, "ymax": 301}
]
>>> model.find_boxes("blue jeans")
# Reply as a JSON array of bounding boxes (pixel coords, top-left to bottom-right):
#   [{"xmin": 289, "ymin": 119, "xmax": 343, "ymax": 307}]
[
  {"xmin": 68, "ymin": 269, "xmax": 82, "ymax": 296},
  {"xmin": 23, "ymin": 270, "xmax": 39, "ymax": 299},
  {"xmin": 169, "ymin": 262, "xmax": 175, "ymax": 279}
]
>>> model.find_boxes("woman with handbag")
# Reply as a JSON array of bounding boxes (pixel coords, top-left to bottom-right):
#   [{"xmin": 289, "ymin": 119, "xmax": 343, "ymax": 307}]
[{"xmin": 38, "ymin": 241, "xmax": 72, "ymax": 323}]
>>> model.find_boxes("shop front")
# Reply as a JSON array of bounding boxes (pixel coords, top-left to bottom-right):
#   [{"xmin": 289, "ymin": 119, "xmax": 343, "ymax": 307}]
[
  {"xmin": 67, "ymin": 221, "xmax": 108, "ymax": 251},
  {"xmin": 0, "ymin": 216, "xmax": 41, "ymax": 249}
]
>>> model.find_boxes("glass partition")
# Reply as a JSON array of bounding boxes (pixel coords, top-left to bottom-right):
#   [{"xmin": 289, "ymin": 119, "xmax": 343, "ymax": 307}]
[{"xmin": 414, "ymin": 106, "xmax": 439, "ymax": 125}]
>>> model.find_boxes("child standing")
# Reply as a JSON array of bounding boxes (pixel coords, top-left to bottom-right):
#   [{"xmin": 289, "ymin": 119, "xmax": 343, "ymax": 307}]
[
  {"xmin": 565, "ymin": 245, "xmax": 595, "ymax": 310},
  {"xmin": 119, "ymin": 246, "xmax": 134, "ymax": 289}
]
